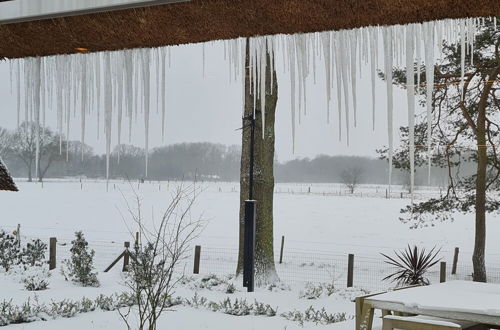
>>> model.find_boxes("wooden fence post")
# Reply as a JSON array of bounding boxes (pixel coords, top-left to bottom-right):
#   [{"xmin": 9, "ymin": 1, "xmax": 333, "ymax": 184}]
[
  {"xmin": 49, "ymin": 237, "xmax": 57, "ymax": 270},
  {"xmin": 122, "ymin": 242, "xmax": 130, "ymax": 272},
  {"xmin": 440, "ymin": 262, "xmax": 446, "ymax": 283},
  {"xmin": 452, "ymin": 247, "xmax": 459, "ymax": 275},
  {"xmin": 347, "ymin": 254, "xmax": 354, "ymax": 287},
  {"xmin": 193, "ymin": 245, "xmax": 201, "ymax": 274},
  {"xmin": 279, "ymin": 236, "xmax": 285, "ymax": 264}
]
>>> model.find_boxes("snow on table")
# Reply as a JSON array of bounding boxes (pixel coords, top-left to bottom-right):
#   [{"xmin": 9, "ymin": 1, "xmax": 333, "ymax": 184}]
[{"xmin": 370, "ymin": 281, "xmax": 500, "ymax": 316}]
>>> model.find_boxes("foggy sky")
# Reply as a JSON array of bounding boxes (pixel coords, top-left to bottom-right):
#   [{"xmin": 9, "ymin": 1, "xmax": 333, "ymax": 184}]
[{"xmin": 0, "ymin": 41, "xmax": 413, "ymax": 162}]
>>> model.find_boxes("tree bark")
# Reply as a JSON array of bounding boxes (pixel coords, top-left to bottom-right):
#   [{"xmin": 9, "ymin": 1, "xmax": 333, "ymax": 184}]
[
  {"xmin": 236, "ymin": 41, "xmax": 279, "ymax": 285},
  {"xmin": 473, "ymin": 104, "xmax": 487, "ymax": 282},
  {"xmin": 471, "ymin": 66, "xmax": 499, "ymax": 282}
]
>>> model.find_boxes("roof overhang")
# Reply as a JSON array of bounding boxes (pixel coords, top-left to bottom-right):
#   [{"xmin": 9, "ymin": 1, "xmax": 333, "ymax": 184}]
[
  {"xmin": 0, "ymin": 0, "xmax": 499, "ymax": 59},
  {"xmin": 0, "ymin": 0, "xmax": 190, "ymax": 24}
]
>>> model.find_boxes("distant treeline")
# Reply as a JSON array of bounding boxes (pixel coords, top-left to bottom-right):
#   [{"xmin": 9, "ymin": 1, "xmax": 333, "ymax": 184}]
[{"xmin": 1, "ymin": 123, "xmax": 466, "ymax": 185}]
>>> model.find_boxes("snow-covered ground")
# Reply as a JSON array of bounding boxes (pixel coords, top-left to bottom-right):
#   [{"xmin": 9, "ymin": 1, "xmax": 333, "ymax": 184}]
[{"xmin": 1, "ymin": 179, "xmax": 500, "ymax": 329}]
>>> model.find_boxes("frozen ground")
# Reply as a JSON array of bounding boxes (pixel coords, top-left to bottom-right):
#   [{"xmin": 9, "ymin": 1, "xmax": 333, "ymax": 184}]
[{"xmin": 1, "ymin": 179, "xmax": 500, "ymax": 329}]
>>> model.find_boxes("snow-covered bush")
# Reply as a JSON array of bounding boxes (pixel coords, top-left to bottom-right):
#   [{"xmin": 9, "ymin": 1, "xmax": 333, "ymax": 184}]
[
  {"xmin": 61, "ymin": 231, "xmax": 99, "ymax": 287},
  {"xmin": 22, "ymin": 266, "xmax": 51, "ymax": 291},
  {"xmin": 299, "ymin": 282, "xmax": 336, "ymax": 299},
  {"xmin": 0, "ymin": 230, "xmax": 20, "ymax": 272},
  {"xmin": 0, "ymin": 293, "xmax": 136, "ymax": 326},
  {"xmin": 184, "ymin": 294, "xmax": 277, "ymax": 317},
  {"xmin": 281, "ymin": 306, "xmax": 352, "ymax": 326},
  {"xmin": 20, "ymin": 239, "xmax": 47, "ymax": 267},
  {"xmin": 267, "ymin": 282, "xmax": 291, "ymax": 292},
  {"xmin": 225, "ymin": 283, "xmax": 236, "ymax": 294}
]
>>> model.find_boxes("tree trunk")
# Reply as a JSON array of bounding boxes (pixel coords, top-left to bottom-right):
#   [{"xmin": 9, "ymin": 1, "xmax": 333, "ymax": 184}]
[
  {"xmin": 236, "ymin": 41, "xmax": 279, "ymax": 285},
  {"xmin": 27, "ymin": 160, "xmax": 32, "ymax": 182},
  {"xmin": 473, "ymin": 106, "xmax": 487, "ymax": 282}
]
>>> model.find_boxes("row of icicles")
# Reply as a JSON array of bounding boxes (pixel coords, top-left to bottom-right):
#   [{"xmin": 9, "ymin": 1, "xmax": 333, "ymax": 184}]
[{"xmin": 9, "ymin": 16, "xmax": 493, "ymax": 196}]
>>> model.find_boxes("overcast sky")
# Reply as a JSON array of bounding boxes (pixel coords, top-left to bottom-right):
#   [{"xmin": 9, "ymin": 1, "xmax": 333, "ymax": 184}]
[{"xmin": 0, "ymin": 41, "xmax": 412, "ymax": 162}]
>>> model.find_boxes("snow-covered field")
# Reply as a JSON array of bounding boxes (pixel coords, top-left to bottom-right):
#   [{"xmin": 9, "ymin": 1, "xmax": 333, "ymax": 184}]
[{"xmin": 2, "ymin": 179, "xmax": 500, "ymax": 329}]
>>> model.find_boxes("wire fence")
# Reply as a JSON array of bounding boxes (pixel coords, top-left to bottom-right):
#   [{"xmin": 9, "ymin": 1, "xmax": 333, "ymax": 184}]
[{"xmin": 9, "ymin": 231, "xmax": 500, "ymax": 293}]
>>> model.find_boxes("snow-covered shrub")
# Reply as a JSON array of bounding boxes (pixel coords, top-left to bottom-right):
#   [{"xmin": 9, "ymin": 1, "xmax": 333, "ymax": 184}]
[
  {"xmin": 22, "ymin": 266, "xmax": 51, "ymax": 291},
  {"xmin": 281, "ymin": 306, "xmax": 352, "ymax": 326},
  {"xmin": 188, "ymin": 274, "xmax": 238, "ymax": 292},
  {"xmin": 225, "ymin": 283, "xmax": 236, "ymax": 294},
  {"xmin": 184, "ymin": 294, "xmax": 276, "ymax": 317},
  {"xmin": 299, "ymin": 282, "xmax": 336, "ymax": 299},
  {"xmin": 253, "ymin": 301, "xmax": 277, "ymax": 316},
  {"xmin": 20, "ymin": 239, "xmax": 47, "ymax": 267},
  {"xmin": 0, "ymin": 230, "xmax": 20, "ymax": 272},
  {"xmin": 0, "ymin": 298, "xmax": 45, "ymax": 326},
  {"xmin": 184, "ymin": 293, "xmax": 207, "ymax": 308},
  {"xmin": 215, "ymin": 298, "xmax": 253, "ymax": 316},
  {"xmin": 49, "ymin": 300, "xmax": 80, "ymax": 318},
  {"xmin": 267, "ymin": 282, "xmax": 291, "ymax": 292},
  {"xmin": 61, "ymin": 231, "xmax": 99, "ymax": 287},
  {"xmin": 0, "ymin": 293, "xmax": 137, "ymax": 326}
]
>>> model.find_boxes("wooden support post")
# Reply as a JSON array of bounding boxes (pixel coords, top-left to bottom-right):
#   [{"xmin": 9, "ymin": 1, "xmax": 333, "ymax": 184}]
[
  {"xmin": 452, "ymin": 247, "xmax": 459, "ymax": 275},
  {"xmin": 49, "ymin": 237, "xmax": 57, "ymax": 270},
  {"xmin": 193, "ymin": 245, "xmax": 201, "ymax": 274},
  {"xmin": 347, "ymin": 253, "xmax": 354, "ymax": 287},
  {"xmin": 15, "ymin": 224, "xmax": 21, "ymax": 247},
  {"xmin": 122, "ymin": 242, "xmax": 130, "ymax": 272},
  {"xmin": 104, "ymin": 251, "xmax": 126, "ymax": 272},
  {"xmin": 135, "ymin": 232, "xmax": 139, "ymax": 246},
  {"xmin": 279, "ymin": 236, "xmax": 285, "ymax": 264},
  {"xmin": 440, "ymin": 262, "xmax": 446, "ymax": 283}
]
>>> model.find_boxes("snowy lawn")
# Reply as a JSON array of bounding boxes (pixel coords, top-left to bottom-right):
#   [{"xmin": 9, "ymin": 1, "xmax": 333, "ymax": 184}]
[{"xmin": 1, "ymin": 179, "xmax": 500, "ymax": 328}]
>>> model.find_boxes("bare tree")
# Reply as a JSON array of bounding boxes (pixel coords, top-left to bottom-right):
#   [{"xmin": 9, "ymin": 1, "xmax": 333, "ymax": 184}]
[
  {"xmin": 9, "ymin": 122, "xmax": 63, "ymax": 182},
  {"xmin": 0, "ymin": 127, "xmax": 12, "ymax": 159},
  {"xmin": 341, "ymin": 167, "xmax": 364, "ymax": 194},
  {"xmin": 118, "ymin": 183, "xmax": 204, "ymax": 330}
]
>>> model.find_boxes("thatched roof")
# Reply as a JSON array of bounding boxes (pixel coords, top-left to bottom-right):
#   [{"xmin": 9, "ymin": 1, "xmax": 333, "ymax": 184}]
[
  {"xmin": 0, "ymin": 0, "xmax": 499, "ymax": 59},
  {"xmin": 0, "ymin": 159, "xmax": 18, "ymax": 192}
]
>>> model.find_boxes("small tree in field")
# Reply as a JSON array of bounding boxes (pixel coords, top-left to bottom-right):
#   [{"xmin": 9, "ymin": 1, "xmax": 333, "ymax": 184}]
[
  {"xmin": 61, "ymin": 231, "xmax": 99, "ymax": 287},
  {"xmin": 119, "ymin": 183, "xmax": 204, "ymax": 330},
  {"xmin": 341, "ymin": 167, "xmax": 364, "ymax": 194}
]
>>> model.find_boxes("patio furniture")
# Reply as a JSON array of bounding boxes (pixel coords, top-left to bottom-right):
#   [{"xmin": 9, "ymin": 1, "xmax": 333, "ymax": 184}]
[
  {"xmin": 382, "ymin": 315, "xmax": 482, "ymax": 330},
  {"xmin": 357, "ymin": 281, "xmax": 500, "ymax": 330}
]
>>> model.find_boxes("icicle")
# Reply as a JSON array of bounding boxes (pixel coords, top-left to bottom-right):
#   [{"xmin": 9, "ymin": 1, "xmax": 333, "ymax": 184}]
[
  {"xmin": 349, "ymin": 30, "xmax": 358, "ymax": 127},
  {"xmin": 260, "ymin": 38, "xmax": 267, "ymax": 139},
  {"xmin": 161, "ymin": 47, "xmax": 167, "ymax": 141},
  {"xmin": 104, "ymin": 52, "xmax": 113, "ymax": 188},
  {"xmin": 289, "ymin": 38, "xmax": 296, "ymax": 152},
  {"xmin": 369, "ymin": 27, "xmax": 378, "ymax": 131},
  {"xmin": 333, "ymin": 33, "xmax": 342, "ymax": 141},
  {"xmin": 15, "ymin": 61, "xmax": 21, "ymax": 127},
  {"xmin": 415, "ymin": 25, "xmax": 422, "ymax": 93},
  {"xmin": 202, "ymin": 43, "xmax": 206, "ymax": 78},
  {"xmin": 32, "ymin": 58, "xmax": 42, "ymax": 181},
  {"xmin": 141, "ymin": 49, "xmax": 151, "ymax": 178},
  {"xmin": 406, "ymin": 25, "xmax": 416, "ymax": 203},
  {"xmin": 424, "ymin": 22, "xmax": 435, "ymax": 186},
  {"xmin": 80, "ymin": 55, "xmax": 88, "ymax": 161},
  {"xmin": 116, "ymin": 53, "xmax": 124, "ymax": 163},
  {"xmin": 383, "ymin": 26, "xmax": 394, "ymax": 194},
  {"xmin": 321, "ymin": 32, "xmax": 331, "ymax": 124},
  {"xmin": 339, "ymin": 32, "xmax": 350, "ymax": 146},
  {"xmin": 460, "ymin": 19, "xmax": 466, "ymax": 99}
]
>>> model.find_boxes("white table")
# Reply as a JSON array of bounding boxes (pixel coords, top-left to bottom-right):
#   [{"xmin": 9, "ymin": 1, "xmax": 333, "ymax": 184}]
[{"xmin": 358, "ymin": 281, "xmax": 500, "ymax": 330}]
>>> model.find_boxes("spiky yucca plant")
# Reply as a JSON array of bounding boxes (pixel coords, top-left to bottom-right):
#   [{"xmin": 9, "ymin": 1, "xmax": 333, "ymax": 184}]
[{"xmin": 381, "ymin": 245, "xmax": 441, "ymax": 286}]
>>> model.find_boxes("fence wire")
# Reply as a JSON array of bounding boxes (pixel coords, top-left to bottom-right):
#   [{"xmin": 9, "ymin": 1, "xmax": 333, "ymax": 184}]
[{"xmin": 12, "ymin": 232, "xmax": 500, "ymax": 292}]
